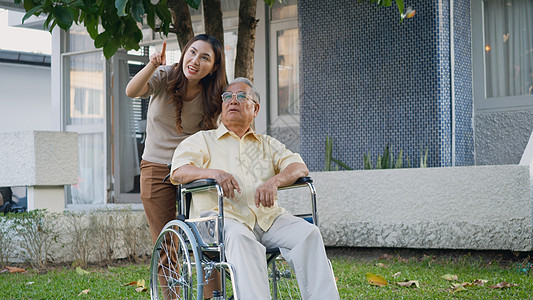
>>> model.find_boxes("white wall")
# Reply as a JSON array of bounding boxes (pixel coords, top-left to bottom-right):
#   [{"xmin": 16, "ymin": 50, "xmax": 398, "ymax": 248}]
[{"xmin": 0, "ymin": 62, "xmax": 51, "ymax": 133}]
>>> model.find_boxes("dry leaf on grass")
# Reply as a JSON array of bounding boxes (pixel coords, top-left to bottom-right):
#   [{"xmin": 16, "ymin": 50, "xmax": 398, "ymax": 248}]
[
  {"xmin": 3, "ymin": 266, "xmax": 26, "ymax": 273},
  {"xmin": 137, "ymin": 279, "xmax": 146, "ymax": 288},
  {"xmin": 462, "ymin": 279, "xmax": 488, "ymax": 287},
  {"xmin": 392, "ymin": 272, "xmax": 401, "ymax": 277},
  {"xmin": 126, "ymin": 279, "xmax": 148, "ymax": 292},
  {"xmin": 451, "ymin": 283, "xmax": 466, "ymax": 292},
  {"xmin": 376, "ymin": 263, "xmax": 387, "ymax": 268},
  {"xmin": 77, "ymin": 289, "xmax": 90, "ymax": 296},
  {"xmin": 489, "ymin": 282, "xmax": 518, "ymax": 289},
  {"xmin": 441, "ymin": 274, "xmax": 458, "ymax": 281},
  {"xmin": 396, "ymin": 280, "xmax": 419, "ymax": 288},
  {"xmin": 76, "ymin": 267, "xmax": 90, "ymax": 276},
  {"xmin": 365, "ymin": 273, "xmax": 388, "ymax": 286}
]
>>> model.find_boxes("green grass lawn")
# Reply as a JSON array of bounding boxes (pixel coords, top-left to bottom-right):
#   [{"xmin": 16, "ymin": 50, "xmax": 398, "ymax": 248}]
[{"xmin": 1, "ymin": 248, "xmax": 532, "ymax": 299}]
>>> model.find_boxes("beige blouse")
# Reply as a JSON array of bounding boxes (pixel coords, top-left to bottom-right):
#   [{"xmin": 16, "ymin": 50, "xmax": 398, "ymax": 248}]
[{"xmin": 141, "ymin": 65, "xmax": 204, "ymax": 164}]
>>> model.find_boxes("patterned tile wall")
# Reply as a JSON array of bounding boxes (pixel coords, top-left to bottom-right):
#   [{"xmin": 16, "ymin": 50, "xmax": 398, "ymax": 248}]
[
  {"xmin": 298, "ymin": 0, "xmax": 474, "ymax": 171},
  {"xmin": 452, "ymin": 0, "xmax": 474, "ymax": 166}
]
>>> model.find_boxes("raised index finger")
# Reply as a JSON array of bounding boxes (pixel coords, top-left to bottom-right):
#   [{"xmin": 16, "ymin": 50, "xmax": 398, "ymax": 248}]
[{"xmin": 161, "ymin": 41, "xmax": 167, "ymax": 61}]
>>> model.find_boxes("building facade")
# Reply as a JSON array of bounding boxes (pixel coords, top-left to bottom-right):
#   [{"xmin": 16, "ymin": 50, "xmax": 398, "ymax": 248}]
[{"xmin": 2, "ymin": 0, "xmax": 532, "ymax": 207}]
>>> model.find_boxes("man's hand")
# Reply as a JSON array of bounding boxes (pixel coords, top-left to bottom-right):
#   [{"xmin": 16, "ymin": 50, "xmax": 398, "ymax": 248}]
[
  {"xmin": 208, "ymin": 169, "xmax": 241, "ymax": 199},
  {"xmin": 255, "ymin": 179, "xmax": 279, "ymax": 208}
]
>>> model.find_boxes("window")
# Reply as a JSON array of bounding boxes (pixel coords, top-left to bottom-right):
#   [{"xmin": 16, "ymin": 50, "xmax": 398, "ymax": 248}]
[
  {"xmin": 472, "ymin": 0, "xmax": 533, "ymax": 111},
  {"xmin": 269, "ymin": 1, "xmax": 299, "ymax": 127}
]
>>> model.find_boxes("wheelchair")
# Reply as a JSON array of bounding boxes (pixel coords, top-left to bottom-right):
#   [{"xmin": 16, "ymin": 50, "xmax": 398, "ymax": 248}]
[{"xmin": 149, "ymin": 176, "xmax": 318, "ymax": 300}]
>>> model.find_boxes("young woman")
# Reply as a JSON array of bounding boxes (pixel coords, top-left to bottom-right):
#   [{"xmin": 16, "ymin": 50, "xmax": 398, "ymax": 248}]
[
  {"xmin": 126, "ymin": 33, "xmax": 226, "ymax": 242},
  {"xmin": 126, "ymin": 34, "xmax": 226, "ymax": 298}
]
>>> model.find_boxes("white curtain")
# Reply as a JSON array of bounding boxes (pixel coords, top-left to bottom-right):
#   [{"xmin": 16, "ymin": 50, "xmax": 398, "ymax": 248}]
[
  {"xmin": 119, "ymin": 61, "xmax": 140, "ymax": 193},
  {"xmin": 71, "ymin": 133, "xmax": 105, "ymax": 204},
  {"xmin": 67, "ymin": 53, "xmax": 106, "ymax": 205},
  {"xmin": 484, "ymin": 0, "xmax": 533, "ymax": 98}
]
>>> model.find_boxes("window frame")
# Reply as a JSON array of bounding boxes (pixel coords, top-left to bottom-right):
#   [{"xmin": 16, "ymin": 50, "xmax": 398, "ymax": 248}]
[
  {"xmin": 268, "ymin": 18, "xmax": 300, "ymax": 128},
  {"xmin": 472, "ymin": 0, "xmax": 533, "ymax": 113}
]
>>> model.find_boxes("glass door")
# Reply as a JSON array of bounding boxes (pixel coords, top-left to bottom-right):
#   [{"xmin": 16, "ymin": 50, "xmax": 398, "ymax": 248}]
[
  {"xmin": 64, "ymin": 51, "xmax": 107, "ymax": 205},
  {"xmin": 110, "ymin": 51, "xmax": 149, "ymax": 203}
]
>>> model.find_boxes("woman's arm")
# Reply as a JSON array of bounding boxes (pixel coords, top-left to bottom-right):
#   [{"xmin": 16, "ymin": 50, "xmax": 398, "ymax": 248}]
[{"xmin": 125, "ymin": 42, "xmax": 167, "ymax": 98}]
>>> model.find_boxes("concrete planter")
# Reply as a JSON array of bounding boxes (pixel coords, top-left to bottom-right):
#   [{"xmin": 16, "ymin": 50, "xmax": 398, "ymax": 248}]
[{"xmin": 279, "ymin": 166, "xmax": 533, "ymax": 251}]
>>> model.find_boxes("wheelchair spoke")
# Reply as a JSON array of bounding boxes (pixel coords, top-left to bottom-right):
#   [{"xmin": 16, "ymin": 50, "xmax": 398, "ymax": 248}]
[
  {"xmin": 270, "ymin": 258, "xmax": 301, "ymax": 300},
  {"xmin": 150, "ymin": 221, "xmax": 203, "ymax": 300}
]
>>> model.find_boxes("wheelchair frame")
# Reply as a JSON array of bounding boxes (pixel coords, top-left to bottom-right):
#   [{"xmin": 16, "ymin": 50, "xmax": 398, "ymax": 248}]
[{"xmin": 150, "ymin": 176, "xmax": 317, "ymax": 300}]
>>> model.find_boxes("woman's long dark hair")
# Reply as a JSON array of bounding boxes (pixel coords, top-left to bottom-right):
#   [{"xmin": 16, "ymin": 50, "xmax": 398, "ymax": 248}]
[{"xmin": 167, "ymin": 34, "xmax": 227, "ymax": 132}]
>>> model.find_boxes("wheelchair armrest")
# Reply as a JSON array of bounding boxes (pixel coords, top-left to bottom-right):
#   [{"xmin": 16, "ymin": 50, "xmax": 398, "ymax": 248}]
[
  {"xmin": 278, "ymin": 176, "xmax": 313, "ymax": 190},
  {"xmin": 182, "ymin": 177, "xmax": 311, "ymax": 189},
  {"xmin": 182, "ymin": 178, "xmax": 218, "ymax": 189},
  {"xmin": 294, "ymin": 176, "xmax": 313, "ymax": 185}
]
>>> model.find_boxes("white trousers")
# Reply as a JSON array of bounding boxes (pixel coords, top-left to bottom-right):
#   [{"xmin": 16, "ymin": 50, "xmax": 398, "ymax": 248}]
[{"xmin": 223, "ymin": 213, "xmax": 340, "ymax": 300}]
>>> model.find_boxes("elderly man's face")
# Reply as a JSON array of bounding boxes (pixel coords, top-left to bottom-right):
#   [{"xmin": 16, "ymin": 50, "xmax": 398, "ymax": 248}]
[{"xmin": 221, "ymin": 82, "xmax": 259, "ymax": 129}]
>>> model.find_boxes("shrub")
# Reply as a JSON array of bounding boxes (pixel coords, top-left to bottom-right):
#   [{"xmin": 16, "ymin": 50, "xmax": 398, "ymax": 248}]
[{"xmin": 10, "ymin": 210, "xmax": 59, "ymax": 268}]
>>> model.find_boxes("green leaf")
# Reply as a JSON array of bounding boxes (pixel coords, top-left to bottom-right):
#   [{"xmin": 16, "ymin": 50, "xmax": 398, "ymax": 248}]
[
  {"xmin": 382, "ymin": 145, "xmax": 390, "ymax": 169},
  {"xmin": 115, "ymin": 0, "xmax": 129, "ymax": 16},
  {"xmin": 184, "ymin": 0, "xmax": 201, "ymax": 10},
  {"xmin": 22, "ymin": 5, "xmax": 44, "ymax": 25},
  {"xmin": 332, "ymin": 158, "xmax": 353, "ymax": 170},
  {"xmin": 379, "ymin": 0, "xmax": 392, "ymax": 7},
  {"xmin": 123, "ymin": 36, "xmax": 140, "ymax": 50},
  {"xmin": 324, "ymin": 135, "xmax": 332, "ymax": 171},
  {"xmin": 131, "ymin": 0, "xmax": 145, "ymax": 23},
  {"xmin": 53, "ymin": 5, "xmax": 74, "ymax": 30},
  {"xmin": 394, "ymin": 150, "xmax": 403, "ymax": 168},
  {"xmin": 263, "ymin": 0, "xmax": 276, "ymax": 5},
  {"xmin": 363, "ymin": 153, "xmax": 373, "ymax": 170},
  {"xmin": 395, "ymin": 0, "xmax": 404, "ymax": 16},
  {"xmin": 94, "ymin": 31, "xmax": 110, "ymax": 48},
  {"xmin": 103, "ymin": 39, "xmax": 120, "ymax": 59},
  {"xmin": 85, "ymin": 16, "xmax": 99, "ymax": 39},
  {"xmin": 43, "ymin": 12, "xmax": 54, "ymax": 30},
  {"xmin": 23, "ymin": 0, "xmax": 35, "ymax": 11},
  {"xmin": 146, "ymin": 6, "xmax": 155, "ymax": 29}
]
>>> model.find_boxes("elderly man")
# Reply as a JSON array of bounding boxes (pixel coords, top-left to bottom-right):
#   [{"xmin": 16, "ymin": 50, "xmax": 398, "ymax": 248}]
[{"xmin": 171, "ymin": 78, "xmax": 339, "ymax": 300}]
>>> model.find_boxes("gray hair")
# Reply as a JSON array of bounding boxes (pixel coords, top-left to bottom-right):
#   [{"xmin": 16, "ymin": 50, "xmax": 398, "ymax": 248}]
[{"xmin": 224, "ymin": 77, "xmax": 260, "ymax": 103}]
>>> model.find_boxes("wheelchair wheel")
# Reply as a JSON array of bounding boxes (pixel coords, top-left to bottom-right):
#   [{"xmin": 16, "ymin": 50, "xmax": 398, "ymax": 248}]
[
  {"xmin": 150, "ymin": 220, "xmax": 203, "ymax": 300},
  {"xmin": 269, "ymin": 256, "xmax": 301, "ymax": 300}
]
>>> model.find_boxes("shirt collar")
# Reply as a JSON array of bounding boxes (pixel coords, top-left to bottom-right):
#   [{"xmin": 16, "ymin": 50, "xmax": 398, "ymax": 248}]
[{"xmin": 215, "ymin": 123, "xmax": 260, "ymax": 141}]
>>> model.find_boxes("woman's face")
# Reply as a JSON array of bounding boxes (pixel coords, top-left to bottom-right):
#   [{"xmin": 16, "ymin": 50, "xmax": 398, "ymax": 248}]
[{"xmin": 182, "ymin": 40, "xmax": 217, "ymax": 83}]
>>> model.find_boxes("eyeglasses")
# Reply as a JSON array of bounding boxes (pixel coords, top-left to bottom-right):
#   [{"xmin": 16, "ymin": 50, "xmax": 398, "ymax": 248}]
[{"xmin": 221, "ymin": 91, "xmax": 255, "ymax": 103}]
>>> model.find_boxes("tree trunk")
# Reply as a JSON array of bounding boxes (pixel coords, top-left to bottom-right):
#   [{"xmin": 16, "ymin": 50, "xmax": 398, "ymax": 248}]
[
  {"xmin": 203, "ymin": 0, "xmax": 225, "ymax": 48},
  {"xmin": 235, "ymin": 0, "xmax": 258, "ymax": 81},
  {"xmin": 167, "ymin": 0, "xmax": 194, "ymax": 51}
]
